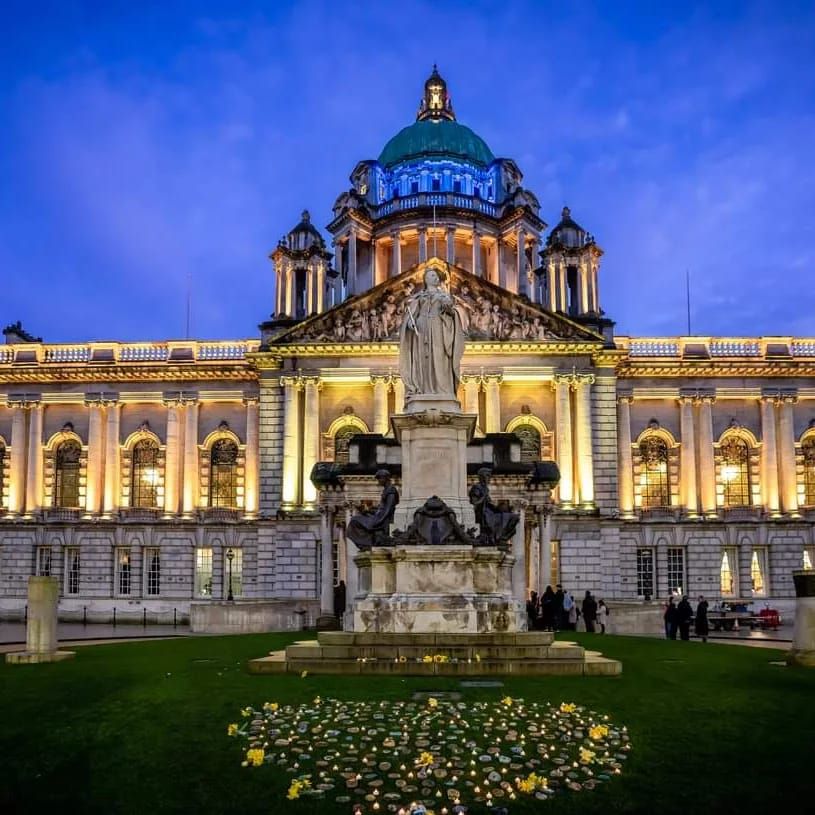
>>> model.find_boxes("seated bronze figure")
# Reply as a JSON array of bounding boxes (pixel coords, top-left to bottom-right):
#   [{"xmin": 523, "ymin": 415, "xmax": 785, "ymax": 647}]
[
  {"xmin": 468, "ymin": 467, "xmax": 519, "ymax": 547},
  {"xmin": 346, "ymin": 469, "xmax": 399, "ymax": 550}
]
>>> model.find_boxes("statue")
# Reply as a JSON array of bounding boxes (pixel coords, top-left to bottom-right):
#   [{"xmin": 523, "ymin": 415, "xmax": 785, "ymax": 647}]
[
  {"xmin": 390, "ymin": 496, "xmax": 473, "ymax": 547},
  {"xmin": 468, "ymin": 468, "xmax": 519, "ymax": 547},
  {"xmin": 345, "ymin": 470, "xmax": 399, "ymax": 550},
  {"xmin": 399, "ymin": 267, "xmax": 465, "ymax": 399}
]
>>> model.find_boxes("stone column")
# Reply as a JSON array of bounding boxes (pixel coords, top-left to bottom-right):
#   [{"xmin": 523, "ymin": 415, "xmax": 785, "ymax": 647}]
[
  {"xmin": 679, "ymin": 395, "xmax": 699, "ymax": 517},
  {"xmin": 243, "ymin": 396, "xmax": 260, "ymax": 516},
  {"xmin": 471, "ymin": 229, "xmax": 481, "ymax": 276},
  {"xmin": 285, "ymin": 263, "xmax": 294, "ymax": 316},
  {"xmin": 306, "ymin": 265, "xmax": 315, "ymax": 315},
  {"xmin": 182, "ymin": 397, "xmax": 199, "ymax": 516},
  {"xmin": 275, "ymin": 264, "xmax": 284, "ymax": 315},
  {"xmin": 574, "ymin": 375, "xmax": 595, "ymax": 508},
  {"xmin": 103, "ymin": 400, "xmax": 121, "ymax": 516},
  {"xmin": 697, "ymin": 394, "xmax": 716, "ymax": 516},
  {"xmin": 446, "ymin": 225, "xmax": 455, "ymax": 264},
  {"xmin": 498, "ymin": 238, "xmax": 507, "ymax": 289},
  {"xmin": 335, "ymin": 242, "xmax": 345, "ymax": 297},
  {"xmin": 281, "ymin": 376, "xmax": 301, "ymax": 508},
  {"xmin": 546, "ymin": 260, "xmax": 557, "ymax": 312},
  {"xmin": 537, "ymin": 506, "xmax": 553, "ymax": 596},
  {"xmin": 484, "ymin": 375, "xmax": 502, "ymax": 433},
  {"xmin": 163, "ymin": 398, "xmax": 182, "ymax": 515},
  {"xmin": 516, "ymin": 228, "xmax": 527, "ymax": 297},
  {"xmin": 391, "ymin": 230, "xmax": 401, "ymax": 278},
  {"xmin": 370, "ymin": 237, "xmax": 379, "ymax": 288},
  {"xmin": 579, "ymin": 259, "xmax": 590, "ymax": 314},
  {"xmin": 778, "ymin": 394, "xmax": 799, "ymax": 515},
  {"xmin": 760, "ymin": 394, "xmax": 780, "ymax": 516},
  {"xmin": 25, "ymin": 401, "xmax": 43, "ymax": 516},
  {"xmin": 462, "ymin": 375, "xmax": 481, "ymax": 432},
  {"xmin": 301, "ymin": 377, "xmax": 321, "ymax": 508},
  {"xmin": 512, "ymin": 501, "xmax": 528, "ymax": 607},
  {"xmin": 527, "ymin": 236, "xmax": 540, "ymax": 303},
  {"xmin": 348, "ymin": 229, "xmax": 358, "ymax": 295},
  {"xmin": 418, "ymin": 227, "xmax": 427, "ymax": 263},
  {"xmin": 85, "ymin": 398, "xmax": 104, "ymax": 515},
  {"xmin": 7, "ymin": 401, "xmax": 27, "ymax": 514},
  {"xmin": 554, "ymin": 376, "xmax": 575, "ymax": 506},
  {"xmin": 316, "ymin": 262, "xmax": 325, "ymax": 313},
  {"xmin": 372, "ymin": 376, "xmax": 390, "ymax": 436},
  {"xmin": 344, "ymin": 505, "xmax": 358, "ymax": 624},
  {"xmin": 393, "ymin": 377, "xmax": 406, "ymax": 414},
  {"xmin": 320, "ymin": 507, "xmax": 335, "ymax": 616},
  {"xmin": 558, "ymin": 260, "xmax": 568, "ymax": 312},
  {"xmin": 617, "ymin": 395, "xmax": 634, "ymax": 517}
]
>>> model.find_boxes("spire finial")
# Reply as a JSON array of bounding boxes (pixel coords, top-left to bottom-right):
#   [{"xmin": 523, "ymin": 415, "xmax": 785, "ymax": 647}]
[{"xmin": 416, "ymin": 67, "xmax": 455, "ymax": 122}]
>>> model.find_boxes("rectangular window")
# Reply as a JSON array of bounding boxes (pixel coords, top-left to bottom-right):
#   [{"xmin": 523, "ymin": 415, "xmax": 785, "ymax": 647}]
[
  {"xmin": 145, "ymin": 547, "xmax": 161, "ymax": 596},
  {"xmin": 453, "ymin": 178, "xmax": 462, "ymax": 193},
  {"xmin": 721, "ymin": 547, "xmax": 738, "ymax": 596},
  {"xmin": 431, "ymin": 177, "xmax": 441, "ymax": 191},
  {"xmin": 65, "ymin": 547, "xmax": 80, "ymax": 595},
  {"xmin": 751, "ymin": 547, "xmax": 768, "ymax": 596},
  {"xmin": 115, "ymin": 548, "xmax": 131, "ymax": 596},
  {"xmin": 410, "ymin": 180, "xmax": 419, "ymax": 195},
  {"xmin": 805, "ymin": 547, "xmax": 815, "ymax": 571},
  {"xmin": 195, "ymin": 547, "xmax": 213, "ymax": 598},
  {"xmin": 636, "ymin": 548, "xmax": 654, "ymax": 598},
  {"xmin": 667, "ymin": 548, "xmax": 685, "ymax": 595},
  {"xmin": 224, "ymin": 548, "xmax": 243, "ymax": 599},
  {"xmin": 36, "ymin": 546, "xmax": 52, "ymax": 577}
]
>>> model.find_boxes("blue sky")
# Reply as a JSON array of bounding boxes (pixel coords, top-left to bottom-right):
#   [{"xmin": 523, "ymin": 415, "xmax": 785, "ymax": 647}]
[{"xmin": 1, "ymin": 1, "xmax": 814, "ymax": 342}]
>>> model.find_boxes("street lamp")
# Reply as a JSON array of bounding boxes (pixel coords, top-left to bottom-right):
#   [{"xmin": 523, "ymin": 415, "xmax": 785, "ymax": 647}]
[{"xmin": 226, "ymin": 547, "xmax": 235, "ymax": 602}]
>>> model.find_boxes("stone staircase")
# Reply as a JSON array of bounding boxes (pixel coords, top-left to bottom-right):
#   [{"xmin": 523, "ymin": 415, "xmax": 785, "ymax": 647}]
[{"xmin": 247, "ymin": 631, "xmax": 621, "ymax": 676}]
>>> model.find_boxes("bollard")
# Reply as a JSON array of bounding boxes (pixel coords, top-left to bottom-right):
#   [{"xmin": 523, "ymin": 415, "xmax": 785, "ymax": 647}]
[
  {"xmin": 143, "ymin": 608, "xmax": 147, "ymax": 627},
  {"xmin": 173, "ymin": 608, "xmax": 177, "ymax": 628},
  {"xmin": 113, "ymin": 607, "xmax": 117, "ymax": 627},
  {"xmin": 83, "ymin": 606, "xmax": 87, "ymax": 625}
]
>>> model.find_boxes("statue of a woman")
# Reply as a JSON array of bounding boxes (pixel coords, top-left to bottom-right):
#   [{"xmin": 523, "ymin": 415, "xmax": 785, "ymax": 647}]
[
  {"xmin": 399, "ymin": 267, "xmax": 465, "ymax": 400},
  {"xmin": 345, "ymin": 470, "xmax": 400, "ymax": 550},
  {"xmin": 468, "ymin": 467, "xmax": 519, "ymax": 547}
]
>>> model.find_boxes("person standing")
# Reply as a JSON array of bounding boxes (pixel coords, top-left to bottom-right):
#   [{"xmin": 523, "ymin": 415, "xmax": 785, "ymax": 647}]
[
  {"xmin": 677, "ymin": 595, "xmax": 693, "ymax": 641},
  {"xmin": 563, "ymin": 590, "xmax": 574, "ymax": 630},
  {"xmin": 664, "ymin": 597, "xmax": 678, "ymax": 640},
  {"xmin": 582, "ymin": 590, "xmax": 598, "ymax": 633},
  {"xmin": 597, "ymin": 599, "xmax": 609, "ymax": 634},
  {"xmin": 526, "ymin": 591, "xmax": 539, "ymax": 630},
  {"xmin": 541, "ymin": 585, "xmax": 555, "ymax": 631},
  {"xmin": 333, "ymin": 580, "xmax": 346, "ymax": 626},
  {"xmin": 695, "ymin": 595, "xmax": 710, "ymax": 643}
]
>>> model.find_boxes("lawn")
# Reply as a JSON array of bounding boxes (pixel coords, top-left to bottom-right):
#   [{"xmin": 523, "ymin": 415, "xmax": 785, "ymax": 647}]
[{"xmin": 1, "ymin": 633, "xmax": 812, "ymax": 815}]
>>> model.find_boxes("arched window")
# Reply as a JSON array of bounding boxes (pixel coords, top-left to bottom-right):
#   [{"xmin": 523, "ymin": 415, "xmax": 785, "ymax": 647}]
[
  {"xmin": 512, "ymin": 423, "xmax": 542, "ymax": 464},
  {"xmin": 803, "ymin": 438, "xmax": 815, "ymax": 507},
  {"xmin": 54, "ymin": 440, "xmax": 81, "ymax": 508},
  {"xmin": 640, "ymin": 436, "xmax": 669, "ymax": 509},
  {"xmin": 209, "ymin": 439, "xmax": 238, "ymax": 508},
  {"xmin": 334, "ymin": 426, "xmax": 358, "ymax": 466},
  {"xmin": 131, "ymin": 440, "xmax": 159, "ymax": 508},
  {"xmin": 721, "ymin": 436, "xmax": 750, "ymax": 508}
]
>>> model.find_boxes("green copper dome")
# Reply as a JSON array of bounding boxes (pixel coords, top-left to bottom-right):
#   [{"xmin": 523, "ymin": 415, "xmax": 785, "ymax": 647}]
[{"xmin": 378, "ymin": 119, "xmax": 495, "ymax": 168}]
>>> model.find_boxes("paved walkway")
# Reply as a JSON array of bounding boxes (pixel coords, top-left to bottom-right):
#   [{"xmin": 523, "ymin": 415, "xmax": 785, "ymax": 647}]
[{"xmin": 0, "ymin": 621, "xmax": 191, "ymax": 647}]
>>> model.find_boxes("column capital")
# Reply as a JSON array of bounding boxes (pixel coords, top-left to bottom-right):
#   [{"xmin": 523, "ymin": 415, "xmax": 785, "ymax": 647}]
[
  {"xmin": 6, "ymin": 393, "xmax": 41, "ymax": 409},
  {"xmin": 242, "ymin": 394, "xmax": 259, "ymax": 406},
  {"xmin": 694, "ymin": 389, "xmax": 716, "ymax": 405},
  {"xmin": 483, "ymin": 373, "xmax": 503, "ymax": 385},
  {"xmin": 370, "ymin": 374, "xmax": 391, "ymax": 386},
  {"xmin": 460, "ymin": 373, "xmax": 484, "ymax": 386},
  {"xmin": 779, "ymin": 389, "xmax": 799, "ymax": 405},
  {"xmin": 161, "ymin": 391, "xmax": 183, "ymax": 407},
  {"xmin": 553, "ymin": 370, "xmax": 594, "ymax": 389},
  {"xmin": 280, "ymin": 374, "xmax": 304, "ymax": 389},
  {"xmin": 302, "ymin": 375, "xmax": 322, "ymax": 390},
  {"xmin": 616, "ymin": 392, "xmax": 634, "ymax": 405}
]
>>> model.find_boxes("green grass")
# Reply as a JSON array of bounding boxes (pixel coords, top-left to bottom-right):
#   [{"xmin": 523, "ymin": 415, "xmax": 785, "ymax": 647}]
[{"xmin": 1, "ymin": 633, "xmax": 813, "ymax": 814}]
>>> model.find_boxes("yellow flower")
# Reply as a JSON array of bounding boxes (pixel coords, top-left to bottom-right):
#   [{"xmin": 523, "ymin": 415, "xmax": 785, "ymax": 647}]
[
  {"xmin": 589, "ymin": 724, "xmax": 609, "ymax": 741},
  {"xmin": 286, "ymin": 777, "xmax": 311, "ymax": 799},
  {"xmin": 422, "ymin": 655, "xmax": 433, "ymax": 663},
  {"xmin": 416, "ymin": 751, "xmax": 435, "ymax": 768},
  {"xmin": 263, "ymin": 701, "xmax": 279, "ymax": 712},
  {"xmin": 313, "ymin": 696, "xmax": 322, "ymax": 705},
  {"xmin": 579, "ymin": 747, "xmax": 596, "ymax": 764},
  {"xmin": 474, "ymin": 653, "xmax": 481, "ymax": 662},
  {"xmin": 240, "ymin": 707, "xmax": 252, "ymax": 718},
  {"xmin": 301, "ymin": 670, "xmax": 309, "ymax": 678},
  {"xmin": 227, "ymin": 723, "xmax": 239, "ymax": 737},
  {"xmin": 501, "ymin": 696, "xmax": 513, "ymax": 707},
  {"xmin": 427, "ymin": 697, "xmax": 439, "ymax": 708},
  {"xmin": 517, "ymin": 772, "xmax": 547, "ymax": 793},
  {"xmin": 560, "ymin": 702, "xmax": 576, "ymax": 714},
  {"xmin": 246, "ymin": 747, "xmax": 265, "ymax": 767}
]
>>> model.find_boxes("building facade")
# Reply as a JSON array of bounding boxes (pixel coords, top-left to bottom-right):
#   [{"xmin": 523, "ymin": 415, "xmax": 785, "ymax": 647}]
[{"xmin": 2, "ymin": 69, "xmax": 814, "ymax": 626}]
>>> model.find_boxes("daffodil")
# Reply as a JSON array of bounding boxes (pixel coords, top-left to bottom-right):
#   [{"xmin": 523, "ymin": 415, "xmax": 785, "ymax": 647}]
[
  {"xmin": 501, "ymin": 696, "xmax": 513, "ymax": 707},
  {"xmin": 263, "ymin": 701, "xmax": 279, "ymax": 712},
  {"xmin": 422, "ymin": 655, "xmax": 433, "ymax": 663},
  {"xmin": 246, "ymin": 747, "xmax": 265, "ymax": 767},
  {"xmin": 474, "ymin": 653, "xmax": 481, "ymax": 662},
  {"xmin": 560, "ymin": 702, "xmax": 577, "ymax": 714},
  {"xmin": 589, "ymin": 724, "xmax": 609, "ymax": 741},
  {"xmin": 240, "ymin": 707, "xmax": 252, "ymax": 718},
  {"xmin": 286, "ymin": 778, "xmax": 311, "ymax": 799},
  {"xmin": 427, "ymin": 697, "xmax": 439, "ymax": 708},
  {"xmin": 415, "ymin": 751, "xmax": 435, "ymax": 768},
  {"xmin": 227, "ymin": 723, "xmax": 239, "ymax": 737},
  {"xmin": 300, "ymin": 670, "xmax": 309, "ymax": 678},
  {"xmin": 313, "ymin": 696, "xmax": 322, "ymax": 705},
  {"xmin": 579, "ymin": 747, "xmax": 596, "ymax": 764}
]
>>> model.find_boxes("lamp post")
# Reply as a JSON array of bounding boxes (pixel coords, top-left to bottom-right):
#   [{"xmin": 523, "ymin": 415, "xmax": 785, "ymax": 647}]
[{"xmin": 226, "ymin": 547, "xmax": 235, "ymax": 602}]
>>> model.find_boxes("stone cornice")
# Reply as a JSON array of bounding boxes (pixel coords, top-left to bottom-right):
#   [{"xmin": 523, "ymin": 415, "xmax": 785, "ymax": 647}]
[
  {"xmin": 617, "ymin": 360, "xmax": 815, "ymax": 378},
  {"xmin": 0, "ymin": 363, "xmax": 256, "ymax": 385}
]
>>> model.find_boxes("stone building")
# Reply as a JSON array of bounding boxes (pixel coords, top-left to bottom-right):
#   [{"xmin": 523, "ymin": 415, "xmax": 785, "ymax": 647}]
[{"xmin": 1, "ymin": 68, "xmax": 814, "ymax": 628}]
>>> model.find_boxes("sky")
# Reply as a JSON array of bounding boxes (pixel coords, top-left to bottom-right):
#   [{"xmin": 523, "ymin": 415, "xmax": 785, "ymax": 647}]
[{"xmin": 1, "ymin": 0, "xmax": 814, "ymax": 342}]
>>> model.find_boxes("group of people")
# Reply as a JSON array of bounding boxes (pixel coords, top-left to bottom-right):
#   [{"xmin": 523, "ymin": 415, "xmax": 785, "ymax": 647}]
[
  {"xmin": 527, "ymin": 586, "xmax": 610, "ymax": 633},
  {"xmin": 664, "ymin": 594, "xmax": 710, "ymax": 641}
]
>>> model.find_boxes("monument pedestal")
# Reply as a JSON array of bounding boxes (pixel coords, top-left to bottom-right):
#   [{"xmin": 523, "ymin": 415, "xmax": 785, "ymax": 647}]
[
  {"xmin": 6, "ymin": 577, "xmax": 75, "ymax": 665},
  {"xmin": 353, "ymin": 545, "xmax": 523, "ymax": 633},
  {"xmin": 391, "ymin": 409, "xmax": 477, "ymax": 530},
  {"xmin": 788, "ymin": 569, "xmax": 815, "ymax": 667}
]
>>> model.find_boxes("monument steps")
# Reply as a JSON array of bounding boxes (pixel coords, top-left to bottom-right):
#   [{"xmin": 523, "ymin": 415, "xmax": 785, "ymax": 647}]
[{"xmin": 247, "ymin": 631, "xmax": 622, "ymax": 677}]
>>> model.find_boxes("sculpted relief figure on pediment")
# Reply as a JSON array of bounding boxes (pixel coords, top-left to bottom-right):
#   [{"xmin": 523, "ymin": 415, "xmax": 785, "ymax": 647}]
[{"xmin": 276, "ymin": 263, "xmax": 593, "ymax": 345}]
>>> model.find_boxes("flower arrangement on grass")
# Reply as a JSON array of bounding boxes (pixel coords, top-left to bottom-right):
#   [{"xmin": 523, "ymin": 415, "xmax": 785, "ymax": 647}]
[{"xmin": 228, "ymin": 696, "xmax": 630, "ymax": 812}]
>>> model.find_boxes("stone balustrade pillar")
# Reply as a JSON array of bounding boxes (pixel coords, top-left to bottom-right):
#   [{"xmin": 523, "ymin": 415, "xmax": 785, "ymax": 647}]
[
  {"xmin": 554, "ymin": 375, "xmax": 574, "ymax": 507},
  {"xmin": 85, "ymin": 397, "xmax": 104, "ymax": 515},
  {"xmin": 679, "ymin": 395, "xmax": 698, "ymax": 517},
  {"xmin": 372, "ymin": 376, "xmax": 390, "ymax": 436},
  {"xmin": 182, "ymin": 397, "xmax": 199, "ymax": 516},
  {"xmin": 25, "ymin": 401, "xmax": 43, "ymax": 516},
  {"xmin": 302, "ymin": 377, "xmax": 321, "ymax": 508},
  {"xmin": 574, "ymin": 374, "xmax": 595, "ymax": 508},
  {"xmin": 103, "ymin": 400, "xmax": 121, "ymax": 516},
  {"xmin": 243, "ymin": 396, "xmax": 260, "ymax": 516},
  {"xmin": 484, "ymin": 375, "xmax": 502, "ymax": 433},
  {"xmin": 760, "ymin": 394, "xmax": 780, "ymax": 515},
  {"xmin": 697, "ymin": 394, "xmax": 716, "ymax": 516},
  {"xmin": 617, "ymin": 395, "xmax": 634, "ymax": 517},
  {"xmin": 778, "ymin": 395, "xmax": 799, "ymax": 515}
]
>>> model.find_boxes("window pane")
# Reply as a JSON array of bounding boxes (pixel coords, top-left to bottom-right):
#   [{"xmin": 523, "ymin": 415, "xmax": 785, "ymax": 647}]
[
  {"xmin": 667, "ymin": 547, "xmax": 685, "ymax": 595},
  {"xmin": 721, "ymin": 548, "xmax": 737, "ymax": 596},
  {"xmin": 803, "ymin": 440, "xmax": 815, "ymax": 506},
  {"xmin": 132, "ymin": 441, "xmax": 159, "ymax": 508},
  {"xmin": 640, "ymin": 437, "xmax": 669, "ymax": 509},
  {"xmin": 116, "ymin": 548, "xmax": 131, "ymax": 595},
  {"xmin": 721, "ymin": 437, "xmax": 750, "ymax": 507},
  {"xmin": 209, "ymin": 440, "xmax": 238, "ymax": 508},
  {"xmin": 751, "ymin": 548, "xmax": 767, "ymax": 596},
  {"xmin": 636, "ymin": 548, "xmax": 654, "ymax": 598},
  {"xmin": 195, "ymin": 547, "xmax": 213, "ymax": 598},
  {"xmin": 55, "ymin": 441, "xmax": 81, "ymax": 508},
  {"xmin": 66, "ymin": 548, "xmax": 80, "ymax": 595},
  {"xmin": 804, "ymin": 548, "xmax": 815, "ymax": 570},
  {"xmin": 36, "ymin": 547, "xmax": 51, "ymax": 577},
  {"xmin": 145, "ymin": 548, "xmax": 160, "ymax": 596}
]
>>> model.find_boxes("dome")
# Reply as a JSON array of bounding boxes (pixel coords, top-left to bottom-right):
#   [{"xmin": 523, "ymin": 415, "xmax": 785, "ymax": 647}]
[{"xmin": 378, "ymin": 119, "xmax": 495, "ymax": 168}]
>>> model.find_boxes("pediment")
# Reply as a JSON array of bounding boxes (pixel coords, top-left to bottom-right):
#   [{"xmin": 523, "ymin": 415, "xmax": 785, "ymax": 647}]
[{"xmin": 271, "ymin": 260, "xmax": 603, "ymax": 346}]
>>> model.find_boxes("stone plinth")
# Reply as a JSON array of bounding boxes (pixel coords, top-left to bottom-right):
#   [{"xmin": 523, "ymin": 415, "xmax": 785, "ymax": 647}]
[
  {"xmin": 391, "ymin": 410, "xmax": 477, "ymax": 529},
  {"xmin": 352, "ymin": 545, "xmax": 523, "ymax": 633},
  {"xmin": 788, "ymin": 569, "xmax": 815, "ymax": 667},
  {"xmin": 190, "ymin": 599, "xmax": 320, "ymax": 633},
  {"xmin": 5, "ymin": 576, "xmax": 75, "ymax": 665}
]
